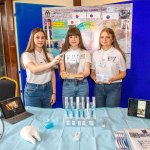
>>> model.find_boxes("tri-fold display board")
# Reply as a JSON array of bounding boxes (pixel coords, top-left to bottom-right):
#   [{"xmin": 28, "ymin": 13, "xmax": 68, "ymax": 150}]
[
  {"xmin": 14, "ymin": 2, "xmax": 133, "ymax": 107},
  {"xmin": 42, "ymin": 4, "xmax": 132, "ymax": 69}
]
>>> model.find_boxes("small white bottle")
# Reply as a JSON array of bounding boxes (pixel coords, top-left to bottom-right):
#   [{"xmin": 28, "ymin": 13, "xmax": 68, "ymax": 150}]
[
  {"xmin": 86, "ymin": 97, "xmax": 90, "ymax": 110},
  {"xmin": 65, "ymin": 97, "xmax": 69, "ymax": 109},
  {"xmin": 64, "ymin": 97, "xmax": 69, "ymax": 118},
  {"xmin": 92, "ymin": 97, "xmax": 96, "ymax": 109},
  {"xmin": 71, "ymin": 112, "xmax": 76, "ymax": 126},
  {"xmin": 80, "ymin": 97, "xmax": 86, "ymax": 126},
  {"xmin": 70, "ymin": 97, "xmax": 74, "ymax": 110},
  {"xmin": 76, "ymin": 97, "xmax": 82, "ymax": 126},
  {"xmin": 81, "ymin": 97, "xmax": 85, "ymax": 109},
  {"xmin": 69, "ymin": 97, "xmax": 76, "ymax": 126},
  {"xmin": 92, "ymin": 97, "xmax": 97, "ymax": 126},
  {"xmin": 64, "ymin": 97, "xmax": 70, "ymax": 126},
  {"xmin": 76, "ymin": 97, "xmax": 80, "ymax": 109},
  {"xmin": 86, "ymin": 97, "xmax": 90, "ymax": 119}
]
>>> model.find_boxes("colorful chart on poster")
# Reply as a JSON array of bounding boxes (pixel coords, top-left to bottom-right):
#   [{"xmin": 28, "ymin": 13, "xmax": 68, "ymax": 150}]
[{"xmin": 42, "ymin": 4, "xmax": 132, "ymax": 68}]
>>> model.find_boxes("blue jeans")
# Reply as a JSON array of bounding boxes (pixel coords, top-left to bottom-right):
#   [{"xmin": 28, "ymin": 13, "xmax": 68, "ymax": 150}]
[
  {"xmin": 62, "ymin": 78, "xmax": 89, "ymax": 108},
  {"xmin": 24, "ymin": 81, "xmax": 52, "ymax": 108},
  {"xmin": 94, "ymin": 82, "xmax": 122, "ymax": 107}
]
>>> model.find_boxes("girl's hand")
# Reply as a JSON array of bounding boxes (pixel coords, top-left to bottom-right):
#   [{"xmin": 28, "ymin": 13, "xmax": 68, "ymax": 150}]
[
  {"xmin": 60, "ymin": 71, "xmax": 68, "ymax": 79},
  {"xmin": 95, "ymin": 80, "xmax": 102, "ymax": 84},
  {"xmin": 52, "ymin": 55, "xmax": 61, "ymax": 66},
  {"xmin": 50, "ymin": 93, "xmax": 56, "ymax": 105},
  {"xmin": 107, "ymin": 77, "xmax": 114, "ymax": 84},
  {"xmin": 75, "ymin": 72, "xmax": 84, "ymax": 80}
]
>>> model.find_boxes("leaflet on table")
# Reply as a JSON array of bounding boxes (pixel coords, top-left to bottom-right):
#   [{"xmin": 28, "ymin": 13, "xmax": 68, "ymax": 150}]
[{"xmin": 125, "ymin": 128, "xmax": 150, "ymax": 150}]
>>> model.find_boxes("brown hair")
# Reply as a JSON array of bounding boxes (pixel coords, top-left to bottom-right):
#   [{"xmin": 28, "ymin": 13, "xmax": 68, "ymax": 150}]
[
  {"xmin": 100, "ymin": 28, "xmax": 126, "ymax": 61},
  {"xmin": 61, "ymin": 27, "xmax": 86, "ymax": 53},
  {"xmin": 20, "ymin": 28, "xmax": 50, "ymax": 69},
  {"xmin": 25, "ymin": 28, "xmax": 50, "ymax": 61}
]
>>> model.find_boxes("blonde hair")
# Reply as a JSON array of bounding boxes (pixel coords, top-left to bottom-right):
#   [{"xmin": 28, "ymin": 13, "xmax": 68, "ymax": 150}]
[
  {"xmin": 61, "ymin": 27, "xmax": 86, "ymax": 53},
  {"xmin": 100, "ymin": 28, "xmax": 126, "ymax": 61}
]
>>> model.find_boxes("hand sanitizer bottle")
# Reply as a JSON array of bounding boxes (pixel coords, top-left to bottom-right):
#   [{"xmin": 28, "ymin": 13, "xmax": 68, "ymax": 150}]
[
  {"xmin": 76, "ymin": 97, "xmax": 80, "ymax": 109},
  {"xmin": 92, "ymin": 97, "xmax": 96, "ymax": 126},
  {"xmin": 81, "ymin": 97, "xmax": 85, "ymax": 109},
  {"xmin": 64, "ymin": 97, "xmax": 70, "ymax": 126},
  {"xmin": 65, "ymin": 97, "xmax": 69, "ymax": 109},
  {"xmin": 92, "ymin": 97, "xmax": 96, "ymax": 109},
  {"xmin": 80, "ymin": 97, "xmax": 86, "ymax": 126},
  {"xmin": 86, "ymin": 97, "xmax": 90, "ymax": 119},
  {"xmin": 64, "ymin": 97, "xmax": 69, "ymax": 116},
  {"xmin": 86, "ymin": 97, "xmax": 90, "ymax": 110},
  {"xmin": 81, "ymin": 97, "xmax": 85, "ymax": 119},
  {"xmin": 85, "ymin": 97, "xmax": 90, "ymax": 126},
  {"xmin": 70, "ymin": 97, "xmax": 74, "ymax": 110},
  {"xmin": 76, "ymin": 97, "xmax": 81, "ymax": 126},
  {"xmin": 69, "ymin": 97, "xmax": 76, "ymax": 126}
]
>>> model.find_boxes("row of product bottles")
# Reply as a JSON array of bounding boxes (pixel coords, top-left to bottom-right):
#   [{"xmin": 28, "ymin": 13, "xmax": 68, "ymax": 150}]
[{"xmin": 64, "ymin": 97, "xmax": 97, "ymax": 126}]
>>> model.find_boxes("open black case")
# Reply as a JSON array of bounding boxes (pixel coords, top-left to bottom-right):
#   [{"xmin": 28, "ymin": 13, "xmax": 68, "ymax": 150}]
[{"xmin": 128, "ymin": 98, "xmax": 150, "ymax": 118}]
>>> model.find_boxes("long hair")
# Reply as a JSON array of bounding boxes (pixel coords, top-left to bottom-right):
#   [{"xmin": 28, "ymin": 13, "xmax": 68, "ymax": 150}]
[
  {"xmin": 61, "ymin": 27, "xmax": 86, "ymax": 53},
  {"xmin": 25, "ymin": 27, "xmax": 50, "ymax": 62},
  {"xmin": 99, "ymin": 28, "xmax": 126, "ymax": 61}
]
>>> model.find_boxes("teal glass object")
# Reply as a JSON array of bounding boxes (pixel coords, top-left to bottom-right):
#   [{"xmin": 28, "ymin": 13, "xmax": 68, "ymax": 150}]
[{"xmin": 44, "ymin": 121, "xmax": 54, "ymax": 129}]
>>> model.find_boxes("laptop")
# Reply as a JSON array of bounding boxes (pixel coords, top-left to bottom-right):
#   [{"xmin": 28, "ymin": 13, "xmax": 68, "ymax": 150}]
[{"xmin": 0, "ymin": 97, "xmax": 33, "ymax": 124}]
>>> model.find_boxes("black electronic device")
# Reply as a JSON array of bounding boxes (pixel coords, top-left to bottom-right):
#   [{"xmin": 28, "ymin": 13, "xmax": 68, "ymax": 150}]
[
  {"xmin": 128, "ymin": 98, "xmax": 150, "ymax": 118},
  {"xmin": 0, "ymin": 97, "xmax": 33, "ymax": 124}
]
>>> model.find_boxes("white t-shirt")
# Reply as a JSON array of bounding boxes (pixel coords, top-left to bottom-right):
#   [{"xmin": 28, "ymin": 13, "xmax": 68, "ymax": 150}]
[
  {"xmin": 91, "ymin": 46, "xmax": 126, "ymax": 83},
  {"xmin": 22, "ymin": 50, "xmax": 53, "ymax": 84},
  {"xmin": 62, "ymin": 48, "xmax": 91, "ymax": 74}
]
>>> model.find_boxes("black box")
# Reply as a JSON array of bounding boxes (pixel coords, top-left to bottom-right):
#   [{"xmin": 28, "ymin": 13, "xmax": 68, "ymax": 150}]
[{"xmin": 128, "ymin": 98, "xmax": 150, "ymax": 118}]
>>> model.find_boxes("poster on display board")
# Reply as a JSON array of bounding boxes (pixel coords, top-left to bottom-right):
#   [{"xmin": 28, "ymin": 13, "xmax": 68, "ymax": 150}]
[{"xmin": 42, "ymin": 3, "xmax": 132, "ymax": 69}]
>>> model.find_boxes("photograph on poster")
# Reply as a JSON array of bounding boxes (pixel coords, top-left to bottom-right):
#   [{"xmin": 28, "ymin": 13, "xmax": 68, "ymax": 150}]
[{"xmin": 119, "ymin": 10, "xmax": 130, "ymax": 19}]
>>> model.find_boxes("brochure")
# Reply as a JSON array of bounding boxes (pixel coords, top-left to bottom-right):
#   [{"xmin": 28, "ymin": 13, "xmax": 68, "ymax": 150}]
[{"xmin": 125, "ymin": 128, "xmax": 150, "ymax": 150}]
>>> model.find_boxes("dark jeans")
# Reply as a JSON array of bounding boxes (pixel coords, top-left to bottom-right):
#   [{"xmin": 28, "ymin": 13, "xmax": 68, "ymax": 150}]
[
  {"xmin": 94, "ymin": 82, "xmax": 122, "ymax": 107},
  {"xmin": 24, "ymin": 81, "xmax": 52, "ymax": 108}
]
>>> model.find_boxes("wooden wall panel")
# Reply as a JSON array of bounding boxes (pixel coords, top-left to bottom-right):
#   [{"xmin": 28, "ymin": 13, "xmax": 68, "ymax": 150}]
[
  {"xmin": 73, "ymin": 0, "xmax": 81, "ymax": 6},
  {"xmin": 0, "ymin": 0, "xmax": 19, "ymax": 95},
  {"xmin": 0, "ymin": 4, "xmax": 11, "ymax": 76},
  {"xmin": 0, "ymin": 0, "xmax": 4, "ymax": 4}
]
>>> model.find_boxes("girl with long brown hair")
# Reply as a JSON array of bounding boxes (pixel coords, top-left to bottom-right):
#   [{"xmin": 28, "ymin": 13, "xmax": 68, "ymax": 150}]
[
  {"xmin": 59, "ymin": 27, "xmax": 91, "ymax": 107},
  {"xmin": 22, "ymin": 28, "xmax": 61, "ymax": 108}
]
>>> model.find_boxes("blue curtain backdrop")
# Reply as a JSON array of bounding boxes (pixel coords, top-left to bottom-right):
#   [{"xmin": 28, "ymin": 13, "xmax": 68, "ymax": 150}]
[{"xmin": 15, "ymin": 0, "xmax": 150, "ymax": 108}]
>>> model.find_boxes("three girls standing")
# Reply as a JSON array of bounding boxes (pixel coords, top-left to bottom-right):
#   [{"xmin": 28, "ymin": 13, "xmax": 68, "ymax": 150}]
[{"xmin": 22, "ymin": 27, "xmax": 126, "ymax": 108}]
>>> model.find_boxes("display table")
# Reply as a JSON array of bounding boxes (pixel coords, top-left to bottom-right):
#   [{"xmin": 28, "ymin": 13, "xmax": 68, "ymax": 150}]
[{"xmin": 0, "ymin": 107, "xmax": 150, "ymax": 150}]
